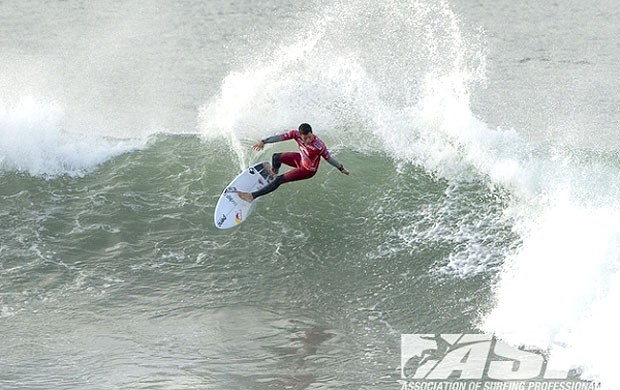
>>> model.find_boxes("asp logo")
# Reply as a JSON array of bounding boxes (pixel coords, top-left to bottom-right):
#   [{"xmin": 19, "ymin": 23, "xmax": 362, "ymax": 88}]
[{"xmin": 401, "ymin": 334, "xmax": 570, "ymax": 381}]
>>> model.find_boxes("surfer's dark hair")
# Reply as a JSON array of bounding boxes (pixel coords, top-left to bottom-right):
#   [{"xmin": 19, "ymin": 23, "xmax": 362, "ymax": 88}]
[{"xmin": 298, "ymin": 123, "xmax": 312, "ymax": 134}]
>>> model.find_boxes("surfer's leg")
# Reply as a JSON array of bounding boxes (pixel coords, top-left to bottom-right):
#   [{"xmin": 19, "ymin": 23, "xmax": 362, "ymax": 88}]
[
  {"xmin": 281, "ymin": 167, "xmax": 316, "ymax": 183},
  {"xmin": 241, "ymin": 158, "xmax": 314, "ymax": 202},
  {"xmin": 271, "ymin": 153, "xmax": 282, "ymax": 174},
  {"xmin": 248, "ymin": 167, "xmax": 315, "ymax": 200},
  {"xmin": 249, "ymin": 175, "xmax": 285, "ymax": 199},
  {"xmin": 273, "ymin": 152, "xmax": 302, "ymax": 174}
]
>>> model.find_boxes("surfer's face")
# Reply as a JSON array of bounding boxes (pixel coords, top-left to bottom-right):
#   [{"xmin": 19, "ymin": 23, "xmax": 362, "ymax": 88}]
[{"xmin": 300, "ymin": 133, "xmax": 313, "ymax": 144}]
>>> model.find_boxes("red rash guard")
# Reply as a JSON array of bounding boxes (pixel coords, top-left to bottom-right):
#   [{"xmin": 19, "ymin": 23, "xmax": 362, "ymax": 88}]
[
  {"xmin": 280, "ymin": 129, "xmax": 332, "ymax": 172},
  {"xmin": 249, "ymin": 129, "xmax": 344, "ymax": 199}
]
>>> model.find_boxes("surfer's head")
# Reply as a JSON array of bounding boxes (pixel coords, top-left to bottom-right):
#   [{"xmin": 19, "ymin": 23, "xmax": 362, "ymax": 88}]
[
  {"xmin": 299, "ymin": 123, "xmax": 313, "ymax": 144},
  {"xmin": 299, "ymin": 123, "xmax": 312, "ymax": 134}
]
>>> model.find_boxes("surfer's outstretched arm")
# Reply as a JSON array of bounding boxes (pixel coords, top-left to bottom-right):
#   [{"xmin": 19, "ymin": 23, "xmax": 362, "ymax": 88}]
[
  {"xmin": 252, "ymin": 134, "xmax": 286, "ymax": 151},
  {"xmin": 323, "ymin": 152, "xmax": 350, "ymax": 175}
]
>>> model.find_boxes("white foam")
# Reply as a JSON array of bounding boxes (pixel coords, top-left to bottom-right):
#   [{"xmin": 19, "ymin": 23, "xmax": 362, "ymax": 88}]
[
  {"xmin": 0, "ymin": 97, "xmax": 145, "ymax": 177},
  {"xmin": 406, "ymin": 36, "xmax": 620, "ymax": 389},
  {"xmin": 198, "ymin": 32, "xmax": 381, "ymax": 169},
  {"xmin": 482, "ymin": 194, "xmax": 620, "ymax": 387}
]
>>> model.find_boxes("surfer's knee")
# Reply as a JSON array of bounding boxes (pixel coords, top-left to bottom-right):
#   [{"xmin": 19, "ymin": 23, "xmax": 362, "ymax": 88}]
[{"xmin": 272, "ymin": 153, "xmax": 282, "ymax": 172}]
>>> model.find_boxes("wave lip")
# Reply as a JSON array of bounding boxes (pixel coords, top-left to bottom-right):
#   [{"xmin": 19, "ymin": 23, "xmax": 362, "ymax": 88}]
[{"xmin": 0, "ymin": 97, "xmax": 146, "ymax": 177}]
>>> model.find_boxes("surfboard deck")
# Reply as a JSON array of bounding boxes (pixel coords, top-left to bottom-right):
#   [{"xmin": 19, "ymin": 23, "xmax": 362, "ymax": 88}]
[{"xmin": 214, "ymin": 162, "xmax": 274, "ymax": 229}]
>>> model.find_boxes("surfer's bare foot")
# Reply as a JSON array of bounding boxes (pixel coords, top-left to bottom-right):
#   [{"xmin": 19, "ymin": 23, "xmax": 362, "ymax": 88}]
[
  {"xmin": 237, "ymin": 191, "xmax": 254, "ymax": 203},
  {"xmin": 264, "ymin": 163, "xmax": 277, "ymax": 176}
]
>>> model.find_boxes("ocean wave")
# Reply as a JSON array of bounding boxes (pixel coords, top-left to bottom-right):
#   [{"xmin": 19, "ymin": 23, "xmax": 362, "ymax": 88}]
[
  {"xmin": 196, "ymin": 0, "xmax": 620, "ymax": 386},
  {"xmin": 0, "ymin": 97, "xmax": 147, "ymax": 177}
]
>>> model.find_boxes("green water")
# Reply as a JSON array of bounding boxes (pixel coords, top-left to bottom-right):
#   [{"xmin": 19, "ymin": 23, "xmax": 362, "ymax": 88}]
[
  {"xmin": 1, "ymin": 134, "xmax": 511, "ymax": 388},
  {"xmin": 7, "ymin": 0, "xmax": 618, "ymax": 386}
]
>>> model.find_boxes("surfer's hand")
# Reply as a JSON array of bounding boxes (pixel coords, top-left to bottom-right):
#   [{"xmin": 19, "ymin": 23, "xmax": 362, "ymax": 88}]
[
  {"xmin": 340, "ymin": 167, "xmax": 350, "ymax": 175},
  {"xmin": 252, "ymin": 140, "xmax": 265, "ymax": 151}
]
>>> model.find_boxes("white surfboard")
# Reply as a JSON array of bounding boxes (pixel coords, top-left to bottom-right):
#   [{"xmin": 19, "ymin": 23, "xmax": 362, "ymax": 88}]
[{"xmin": 214, "ymin": 162, "xmax": 274, "ymax": 229}]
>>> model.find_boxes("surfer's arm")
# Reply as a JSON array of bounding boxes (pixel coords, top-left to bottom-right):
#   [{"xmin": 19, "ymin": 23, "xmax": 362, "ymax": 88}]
[
  {"xmin": 261, "ymin": 134, "xmax": 284, "ymax": 144},
  {"xmin": 323, "ymin": 151, "xmax": 350, "ymax": 175},
  {"xmin": 252, "ymin": 135, "xmax": 282, "ymax": 151},
  {"xmin": 253, "ymin": 131, "xmax": 295, "ymax": 151}
]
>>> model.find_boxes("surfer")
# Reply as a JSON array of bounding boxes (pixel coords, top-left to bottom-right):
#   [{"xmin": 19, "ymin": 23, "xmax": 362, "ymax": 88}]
[{"xmin": 236, "ymin": 123, "xmax": 350, "ymax": 202}]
